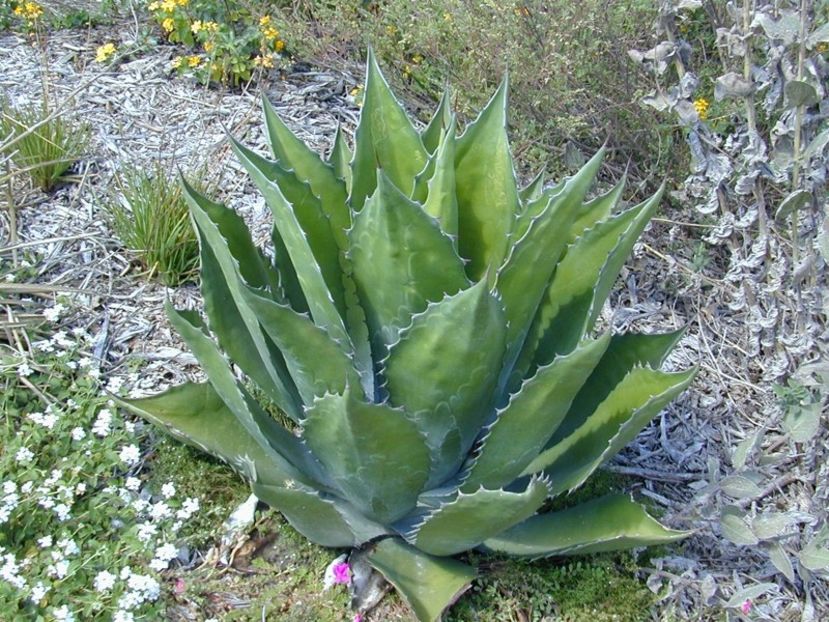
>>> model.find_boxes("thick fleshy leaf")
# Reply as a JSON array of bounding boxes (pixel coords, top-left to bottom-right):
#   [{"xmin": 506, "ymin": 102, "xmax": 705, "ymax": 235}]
[
  {"xmin": 482, "ymin": 494, "xmax": 690, "ymax": 558},
  {"xmin": 421, "ymin": 87, "xmax": 452, "ymax": 154},
  {"xmin": 262, "ymin": 96, "xmax": 350, "ymax": 241},
  {"xmin": 521, "ymin": 187, "xmax": 661, "ymax": 376},
  {"xmin": 349, "ymin": 172, "xmax": 468, "ymax": 357},
  {"xmin": 270, "ymin": 224, "xmax": 308, "ymax": 313},
  {"xmin": 421, "ymin": 120, "xmax": 459, "ymax": 237},
  {"xmin": 384, "ymin": 279, "xmax": 506, "ymax": 486},
  {"xmin": 230, "ymin": 139, "xmax": 346, "ymax": 317},
  {"xmin": 302, "ymin": 388, "xmax": 430, "ymax": 523},
  {"xmin": 241, "ymin": 286, "xmax": 361, "ymax": 403},
  {"xmin": 117, "ymin": 382, "xmax": 292, "ymax": 487},
  {"xmin": 454, "ymin": 77, "xmax": 519, "ymax": 279},
  {"xmin": 548, "ymin": 329, "xmax": 685, "ymax": 448},
  {"xmin": 351, "ymin": 49, "xmax": 429, "ymax": 210},
  {"xmin": 519, "ymin": 168, "xmax": 546, "ymax": 203},
  {"xmin": 164, "ymin": 303, "xmax": 329, "ymax": 489},
  {"xmin": 495, "ymin": 148, "xmax": 605, "ymax": 390},
  {"xmin": 463, "ymin": 334, "xmax": 610, "ymax": 491},
  {"xmin": 231, "ymin": 138, "xmax": 352, "ymax": 351},
  {"xmin": 569, "ymin": 174, "xmax": 626, "ymax": 241},
  {"xmin": 411, "ymin": 478, "xmax": 549, "ymax": 556},
  {"xmin": 183, "ymin": 180, "xmax": 302, "ymax": 420},
  {"xmin": 524, "ymin": 366, "xmax": 697, "ymax": 495},
  {"xmin": 366, "ymin": 538, "xmax": 475, "ymax": 622},
  {"xmin": 328, "ymin": 124, "xmax": 353, "ymax": 193}
]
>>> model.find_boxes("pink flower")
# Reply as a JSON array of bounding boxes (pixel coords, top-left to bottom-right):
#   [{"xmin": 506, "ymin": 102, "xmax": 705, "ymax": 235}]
[
  {"xmin": 173, "ymin": 578, "xmax": 186, "ymax": 594},
  {"xmin": 353, "ymin": 614, "xmax": 363, "ymax": 622},
  {"xmin": 740, "ymin": 598, "xmax": 752, "ymax": 614},
  {"xmin": 333, "ymin": 562, "xmax": 351, "ymax": 585}
]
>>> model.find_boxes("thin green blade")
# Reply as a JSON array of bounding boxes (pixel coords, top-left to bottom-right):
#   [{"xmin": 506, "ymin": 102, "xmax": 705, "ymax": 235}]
[
  {"xmin": 454, "ymin": 76, "xmax": 519, "ymax": 280},
  {"xmin": 328, "ymin": 124, "xmax": 353, "ymax": 193},
  {"xmin": 351, "ymin": 49, "xmax": 429, "ymax": 210},
  {"xmin": 411, "ymin": 478, "xmax": 549, "ymax": 556},
  {"xmin": 482, "ymin": 494, "xmax": 691, "ymax": 558},
  {"xmin": 384, "ymin": 279, "xmax": 506, "ymax": 486},
  {"xmin": 421, "ymin": 87, "xmax": 452, "ymax": 154},
  {"xmin": 302, "ymin": 388, "xmax": 430, "ymax": 523},
  {"xmin": 463, "ymin": 334, "xmax": 610, "ymax": 491},
  {"xmin": 349, "ymin": 172, "xmax": 469, "ymax": 358},
  {"xmin": 366, "ymin": 538, "xmax": 475, "ymax": 622}
]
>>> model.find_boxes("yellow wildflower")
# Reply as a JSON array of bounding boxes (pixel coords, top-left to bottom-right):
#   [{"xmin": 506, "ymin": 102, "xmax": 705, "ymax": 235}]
[
  {"xmin": 175, "ymin": 0, "xmax": 189, "ymax": 6},
  {"xmin": 191, "ymin": 20, "xmax": 202, "ymax": 34},
  {"xmin": 187, "ymin": 55, "xmax": 202, "ymax": 68},
  {"xmin": 203, "ymin": 41, "xmax": 214, "ymax": 53},
  {"xmin": 513, "ymin": 6, "xmax": 529, "ymax": 17},
  {"xmin": 261, "ymin": 25, "xmax": 279, "ymax": 40},
  {"xmin": 259, "ymin": 15, "xmax": 271, "ymax": 26},
  {"xmin": 412, "ymin": 54, "xmax": 423, "ymax": 65},
  {"xmin": 203, "ymin": 21, "xmax": 219, "ymax": 33},
  {"xmin": 402, "ymin": 64, "xmax": 412, "ymax": 78},
  {"xmin": 161, "ymin": 0, "xmax": 176, "ymax": 11},
  {"xmin": 274, "ymin": 39, "xmax": 285, "ymax": 52},
  {"xmin": 148, "ymin": 1, "xmax": 160, "ymax": 11},
  {"xmin": 443, "ymin": 11, "xmax": 453, "ymax": 21},
  {"xmin": 254, "ymin": 55, "xmax": 274, "ymax": 68},
  {"xmin": 162, "ymin": 17, "xmax": 175, "ymax": 32},
  {"xmin": 171, "ymin": 56, "xmax": 183, "ymax": 69},
  {"xmin": 14, "ymin": 1, "xmax": 44, "ymax": 21},
  {"xmin": 693, "ymin": 97, "xmax": 710, "ymax": 120},
  {"xmin": 95, "ymin": 42, "xmax": 117, "ymax": 63},
  {"xmin": 817, "ymin": 42, "xmax": 829, "ymax": 53}
]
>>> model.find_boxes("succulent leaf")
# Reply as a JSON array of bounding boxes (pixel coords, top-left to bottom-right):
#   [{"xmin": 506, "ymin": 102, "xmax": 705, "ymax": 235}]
[
  {"xmin": 385, "ymin": 279, "xmax": 506, "ymax": 486},
  {"xmin": 454, "ymin": 77, "xmax": 520, "ymax": 280},
  {"xmin": 421, "ymin": 119, "xmax": 459, "ymax": 237},
  {"xmin": 568, "ymin": 173, "xmax": 626, "ymax": 241},
  {"xmin": 183, "ymin": 179, "xmax": 302, "ymax": 420},
  {"xmin": 366, "ymin": 538, "xmax": 475, "ymax": 622},
  {"xmin": 482, "ymin": 494, "xmax": 691, "ymax": 558},
  {"xmin": 349, "ymin": 171, "xmax": 469, "ymax": 358},
  {"xmin": 302, "ymin": 388, "xmax": 431, "ymax": 523},
  {"xmin": 412, "ymin": 478, "xmax": 549, "ymax": 556},
  {"xmin": 463, "ymin": 334, "xmax": 611, "ymax": 491},
  {"xmin": 518, "ymin": 167, "xmax": 546, "ymax": 203},
  {"xmin": 328, "ymin": 124, "xmax": 353, "ymax": 193},
  {"xmin": 524, "ymin": 366, "xmax": 697, "ymax": 494},
  {"xmin": 270, "ymin": 224, "xmax": 309, "ymax": 313},
  {"xmin": 421, "ymin": 87, "xmax": 453, "ymax": 154},
  {"xmin": 351, "ymin": 49, "xmax": 429, "ymax": 210}
]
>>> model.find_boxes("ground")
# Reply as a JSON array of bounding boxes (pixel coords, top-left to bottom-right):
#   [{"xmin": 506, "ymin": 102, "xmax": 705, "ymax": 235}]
[{"xmin": 1, "ymin": 10, "xmax": 827, "ymax": 622}]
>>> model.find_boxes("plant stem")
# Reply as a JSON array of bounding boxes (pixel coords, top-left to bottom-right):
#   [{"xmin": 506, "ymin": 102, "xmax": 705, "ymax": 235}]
[{"xmin": 4, "ymin": 160, "xmax": 17, "ymax": 266}]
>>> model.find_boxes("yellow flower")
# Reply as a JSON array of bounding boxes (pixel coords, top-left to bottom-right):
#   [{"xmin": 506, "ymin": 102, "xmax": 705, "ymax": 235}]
[
  {"xmin": 175, "ymin": 0, "xmax": 189, "ymax": 6},
  {"xmin": 187, "ymin": 55, "xmax": 202, "ymax": 68},
  {"xmin": 274, "ymin": 39, "xmax": 285, "ymax": 52},
  {"xmin": 203, "ymin": 21, "xmax": 219, "ymax": 32},
  {"xmin": 261, "ymin": 25, "xmax": 279, "ymax": 40},
  {"xmin": 817, "ymin": 42, "xmax": 829, "ymax": 53},
  {"xmin": 402, "ymin": 64, "xmax": 412, "ymax": 78},
  {"xmin": 148, "ymin": 1, "xmax": 160, "ymax": 11},
  {"xmin": 203, "ymin": 41, "xmax": 214, "ymax": 53},
  {"xmin": 259, "ymin": 15, "xmax": 271, "ymax": 26},
  {"xmin": 162, "ymin": 17, "xmax": 174, "ymax": 32},
  {"xmin": 443, "ymin": 11, "xmax": 453, "ymax": 21},
  {"xmin": 95, "ymin": 42, "xmax": 117, "ymax": 63},
  {"xmin": 160, "ymin": 0, "xmax": 176, "ymax": 11},
  {"xmin": 412, "ymin": 53, "xmax": 423, "ymax": 65},
  {"xmin": 15, "ymin": 1, "xmax": 44, "ymax": 21},
  {"xmin": 513, "ymin": 6, "xmax": 529, "ymax": 17},
  {"xmin": 693, "ymin": 97, "xmax": 710, "ymax": 120},
  {"xmin": 254, "ymin": 54, "xmax": 274, "ymax": 68},
  {"xmin": 191, "ymin": 20, "xmax": 202, "ymax": 34},
  {"xmin": 171, "ymin": 56, "xmax": 183, "ymax": 69}
]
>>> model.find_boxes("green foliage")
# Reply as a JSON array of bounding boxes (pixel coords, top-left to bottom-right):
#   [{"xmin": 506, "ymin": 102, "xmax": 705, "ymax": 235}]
[
  {"xmin": 0, "ymin": 98, "xmax": 89, "ymax": 191},
  {"xmin": 122, "ymin": 55, "xmax": 694, "ymax": 621},
  {"xmin": 105, "ymin": 163, "xmax": 199, "ymax": 286}
]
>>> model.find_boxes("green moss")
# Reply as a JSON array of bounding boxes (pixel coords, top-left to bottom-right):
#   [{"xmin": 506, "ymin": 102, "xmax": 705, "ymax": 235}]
[{"xmin": 543, "ymin": 468, "xmax": 628, "ymax": 513}]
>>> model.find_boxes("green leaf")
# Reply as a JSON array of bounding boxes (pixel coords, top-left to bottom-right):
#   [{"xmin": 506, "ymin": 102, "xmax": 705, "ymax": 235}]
[
  {"xmin": 366, "ymin": 538, "xmax": 475, "ymax": 622},
  {"xmin": 720, "ymin": 474, "xmax": 762, "ymax": 499},
  {"xmin": 518, "ymin": 168, "xmax": 546, "ymax": 204},
  {"xmin": 720, "ymin": 506, "xmax": 758, "ymax": 546},
  {"xmin": 240, "ymin": 285, "xmax": 361, "ymax": 404},
  {"xmin": 569, "ymin": 174, "xmax": 626, "ymax": 242},
  {"xmin": 412, "ymin": 478, "xmax": 548, "ymax": 556},
  {"xmin": 548, "ymin": 329, "xmax": 685, "ymax": 449},
  {"xmin": 384, "ymin": 279, "xmax": 506, "ymax": 486},
  {"xmin": 117, "ymin": 382, "xmax": 293, "ymax": 487},
  {"xmin": 482, "ymin": 494, "xmax": 690, "ymax": 558},
  {"xmin": 765, "ymin": 541, "xmax": 795, "ymax": 582},
  {"xmin": 182, "ymin": 179, "xmax": 302, "ymax": 420},
  {"xmin": 463, "ymin": 334, "xmax": 610, "ymax": 491},
  {"xmin": 270, "ymin": 224, "xmax": 308, "ymax": 313},
  {"xmin": 262, "ymin": 95, "xmax": 351, "ymax": 241},
  {"xmin": 421, "ymin": 119, "xmax": 459, "ymax": 237},
  {"xmin": 454, "ymin": 76, "xmax": 520, "ymax": 280},
  {"xmin": 782, "ymin": 401, "xmax": 821, "ymax": 443},
  {"xmin": 328, "ymin": 124, "xmax": 353, "ymax": 194},
  {"xmin": 302, "ymin": 388, "xmax": 431, "ymax": 523},
  {"xmin": 784, "ymin": 80, "xmax": 820, "ymax": 108},
  {"xmin": 164, "ymin": 303, "xmax": 329, "ymax": 489},
  {"xmin": 524, "ymin": 366, "xmax": 696, "ymax": 495},
  {"xmin": 231, "ymin": 137, "xmax": 352, "ymax": 351},
  {"xmin": 351, "ymin": 49, "xmax": 429, "ymax": 210},
  {"xmin": 230, "ymin": 139, "xmax": 346, "ymax": 318},
  {"xmin": 421, "ymin": 87, "xmax": 452, "ymax": 154},
  {"xmin": 349, "ymin": 172, "xmax": 469, "ymax": 357}
]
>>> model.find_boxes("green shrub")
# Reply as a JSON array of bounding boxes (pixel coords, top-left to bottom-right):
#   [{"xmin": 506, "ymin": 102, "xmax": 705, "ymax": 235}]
[
  {"xmin": 106, "ymin": 164, "xmax": 199, "ymax": 286},
  {"xmin": 0, "ymin": 98, "xmax": 89, "ymax": 191}
]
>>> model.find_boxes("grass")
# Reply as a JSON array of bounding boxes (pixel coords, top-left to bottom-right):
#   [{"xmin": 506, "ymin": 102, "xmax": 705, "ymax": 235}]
[
  {"xmin": 105, "ymin": 164, "xmax": 200, "ymax": 286},
  {"xmin": 0, "ymin": 98, "xmax": 89, "ymax": 191}
]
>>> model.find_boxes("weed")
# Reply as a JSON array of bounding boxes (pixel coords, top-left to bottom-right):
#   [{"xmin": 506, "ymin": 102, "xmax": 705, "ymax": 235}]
[{"xmin": 105, "ymin": 164, "xmax": 199, "ymax": 286}]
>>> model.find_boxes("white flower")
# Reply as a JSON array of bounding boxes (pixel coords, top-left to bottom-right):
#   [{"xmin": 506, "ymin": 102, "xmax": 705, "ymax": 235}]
[
  {"xmin": 106, "ymin": 376, "xmax": 124, "ymax": 393},
  {"xmin": 52, "ymin": 331, "xmax": 74, "ymax": 349},
  {"xmin": 54, "ymin": 503, "xmax": 71, "ymax": 521},
  {"xmin": 21, "ymin": 481, "xmax": 33, "ymax": 494},
  {"xmin": 52, "ymin": 604, "xmax": 75, "ymax": 622},
  {"xmin": 161, "ymin": 483, "xmax": 176, "ymax": 499},
  {"xmin": 149, "ymin": 558, "xmax": 169, "ymax": 572},
  {"xmin": 17, "ymin": 362, "xmax": 34, "ymax": 377},
  {"xmin": 58, "ymin": 538, "xmax": 79, "ymax": 556},
  {"xmin": 2, "ymin": 482, "xmax": 15, "ymax": 495},
  {"xmin": 113, "ymin": 611, "xmax": 134, "ymax": 622},
  {"xmin": 94, "ymin": 570, "xmax": 116, "ymax": 592},
  {"xmin": 43, "ymin": 303, "xmax": 66, "ymax": 322},
  {"xmin": 150, "ymin": 501, "xmax": 171, "ymax": 520},
  {"xmin": 119, "ymin": 444, "xmax": 141, "ymax": 466},
  {"xmin": 15, "ymin": 447, "xmax": 34, "ymax": 463},
  {"xmin": 120, "ymin": 566, "xmax": 132, "ymax": 579},
  {"xmin": 125, "ymin": 477, "xmax": 141, "ymax": 492},
  {"xmin": 154, "ymin": 542, "xmax": 178, "ymax": 565},
  {"xmin": 74, "ymin": 483, "xmax": 87, "ymax": 496},
  {"xmin": 49, "ymin": 559, "xmax": 70, "ymax": 578},
  {"xmin": 0, "ymin": 507, "xmax": 10, "ymax": 524},
  {"xmin": 70, "ymin": 427, "xmax": 86, "ymax": 441},
  {"xmin": 1, "ymin": 552, "xmax": 26, "ymax": 589},
  {"xmin": 176, "ymin": 497, "xmax": 200, "ymax": 520},
  {"xmin": 92, "ymin": 408, "xmax": 113, "ymax": 437},
  {"xmin": 29, "ymin": 581, "xmax": 49, "ymax": 603},
  {"xmin": 39, "ymin": 497, "xmax": 56, "ymax": 510},
  {"xmin": 136, "ymin": 522, "xmax": 158, "ymax": 543},
  {"xmin": 37, "ymin": 535, "xmax": 53, "ymax": 548}
]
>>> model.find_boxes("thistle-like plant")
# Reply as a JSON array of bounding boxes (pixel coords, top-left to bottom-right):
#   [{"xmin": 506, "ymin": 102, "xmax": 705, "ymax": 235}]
[{"xmin": 121, "ymin": 52, "xmax": 696, "ymax": 621}]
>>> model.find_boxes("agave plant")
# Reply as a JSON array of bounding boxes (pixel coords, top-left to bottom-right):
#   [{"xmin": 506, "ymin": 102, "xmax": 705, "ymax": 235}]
[{"xmin": 121, "ymin": 52, "xmax": 695, "ymax": 621}]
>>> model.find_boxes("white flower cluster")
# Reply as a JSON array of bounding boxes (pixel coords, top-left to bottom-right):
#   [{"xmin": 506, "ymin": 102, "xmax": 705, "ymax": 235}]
[
  {"xmin": 43, "ymin": 303, "xmax": 66, "ymax": 323},
  {"xmin": 117, "ymin": 567, "xmax": 161, "ymax": 611},
  {"xmin": 92, "ymin": 408, "xmax": 114, "ymax": 437},
  {"xmin": 27, "ymin": 409, "xmax": 59, "ymax": 430},
  {"xmin": 1, "ymin": 481, "xmax": 20, "ymax": 524}
]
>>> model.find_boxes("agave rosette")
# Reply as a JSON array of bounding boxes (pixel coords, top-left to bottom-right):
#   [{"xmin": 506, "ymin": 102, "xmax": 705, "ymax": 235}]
[{"xmin": 121, "ymin": 52, "xmax": 695, "ymax": 621}]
